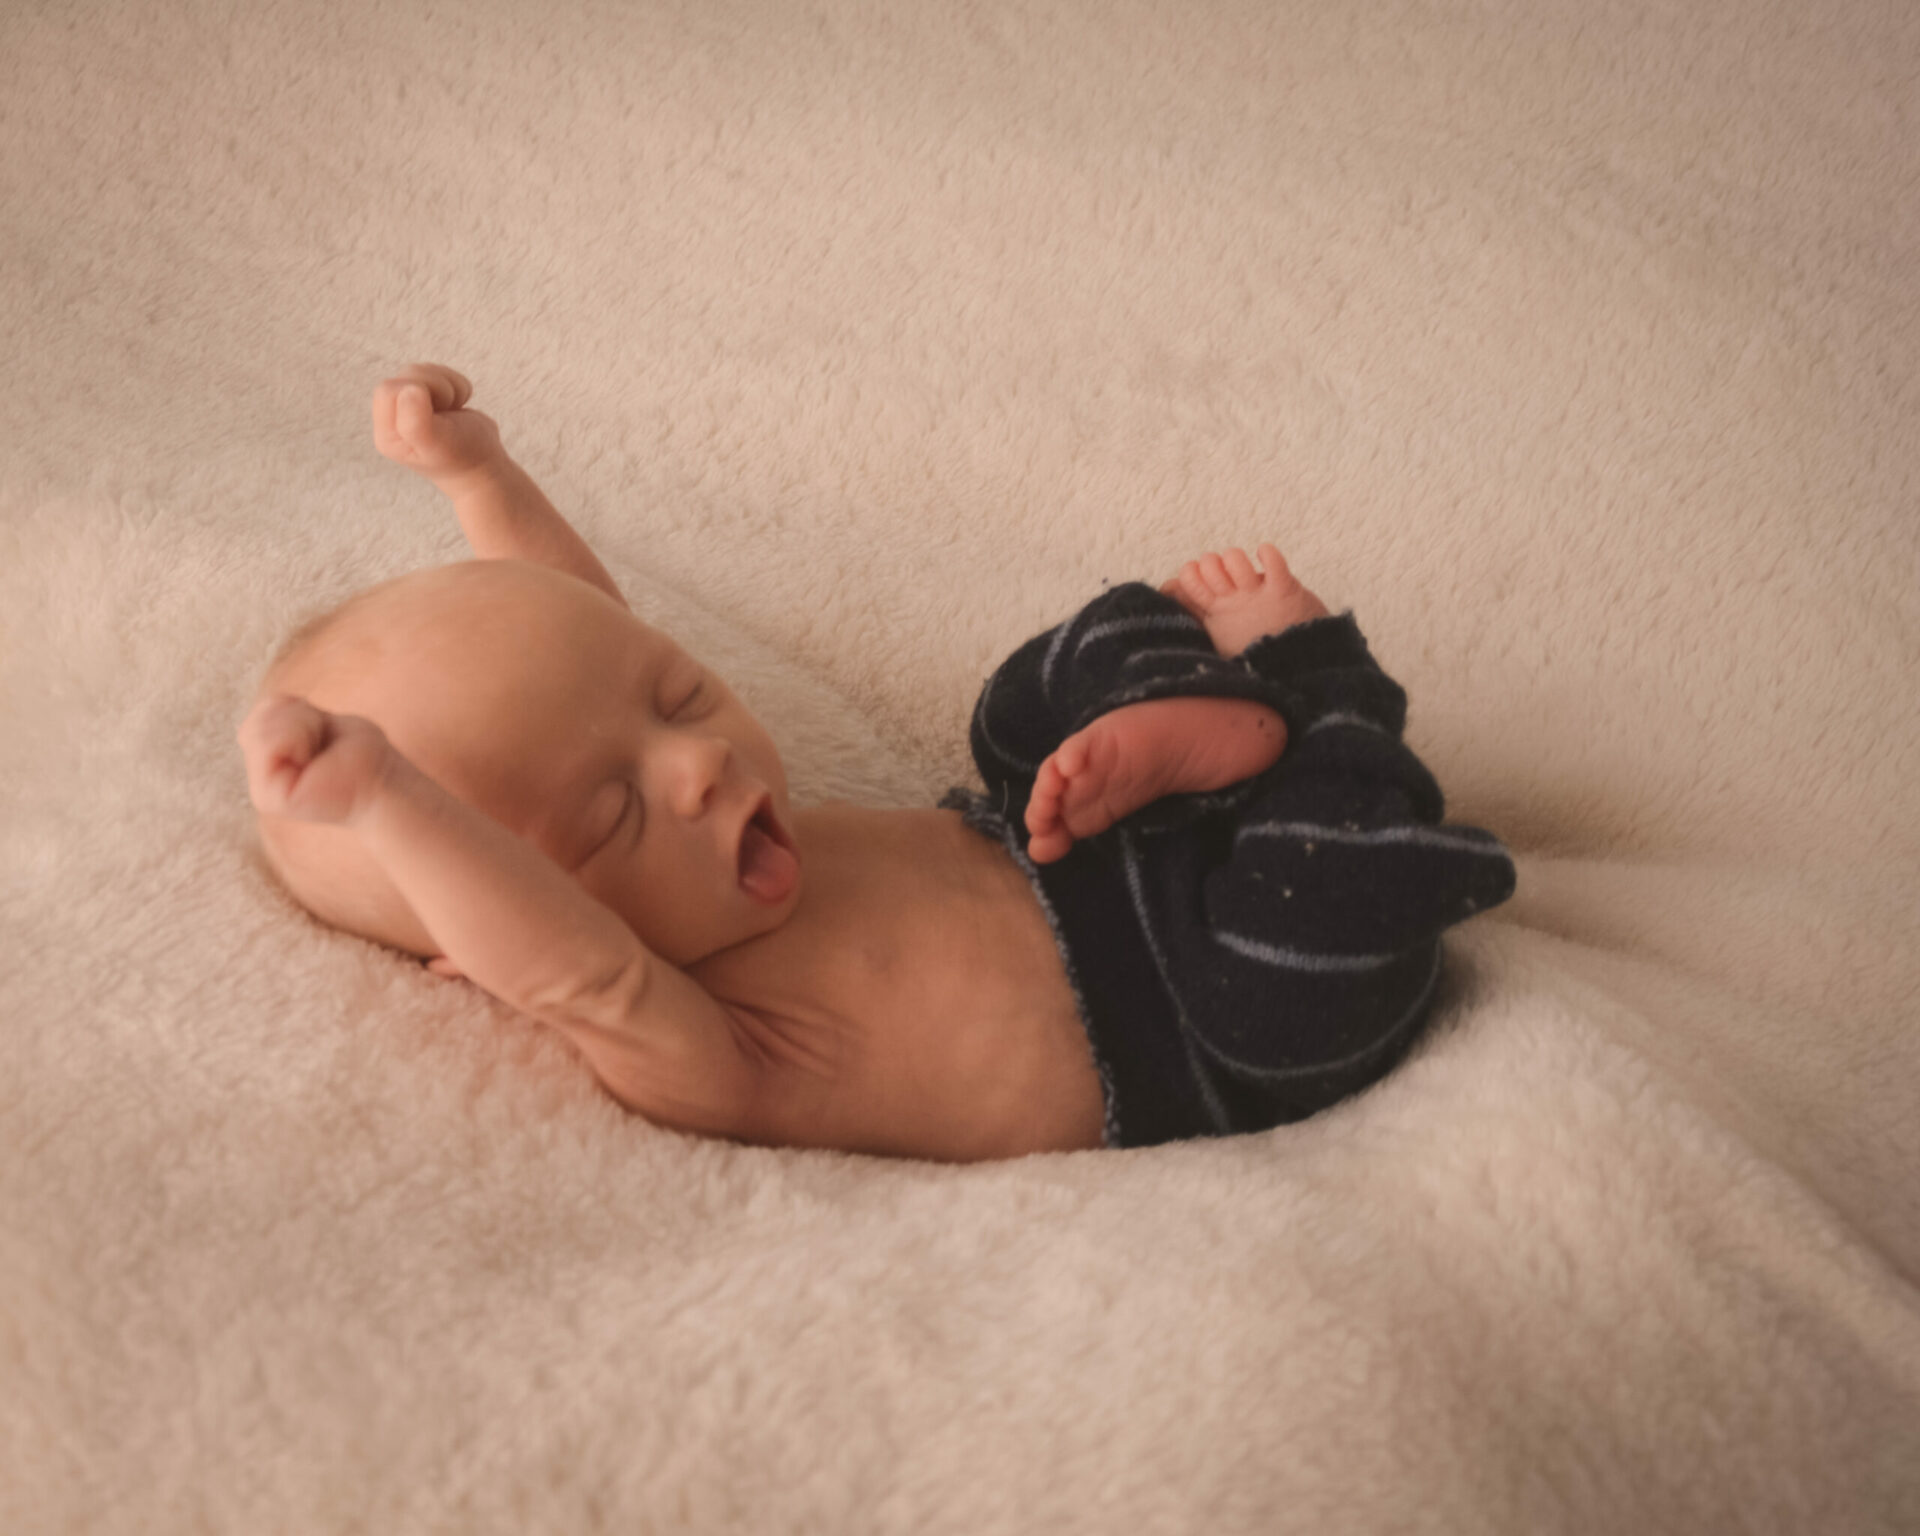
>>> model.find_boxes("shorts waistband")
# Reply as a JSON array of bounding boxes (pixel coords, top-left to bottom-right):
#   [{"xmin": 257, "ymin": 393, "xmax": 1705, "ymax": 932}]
[{"xmin": 941, "ymin": 788, "xmax": 1212, "ymax": 1148}]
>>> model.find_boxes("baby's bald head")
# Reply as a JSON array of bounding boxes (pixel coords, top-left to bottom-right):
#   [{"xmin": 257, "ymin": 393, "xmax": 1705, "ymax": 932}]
[{"xmin": 252, "ymin": 561, "xmax": 574, "ymax": 956}]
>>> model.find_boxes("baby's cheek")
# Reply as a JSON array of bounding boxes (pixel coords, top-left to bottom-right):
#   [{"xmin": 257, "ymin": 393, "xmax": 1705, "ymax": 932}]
[
  {"xmin": 573, "ymin": 856, "xmax": 632, "ymax": 915},
  {"xmin": 594, "ymin": 858, "xmax": 689, "ymax": 955}
]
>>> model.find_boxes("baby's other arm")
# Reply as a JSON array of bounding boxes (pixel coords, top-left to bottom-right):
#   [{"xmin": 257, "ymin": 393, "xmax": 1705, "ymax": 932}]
[
  {"xmin": 238, "ymin": 696, "xmax": 763, "ymax": 1133},
  {"xmin": 372, "ymin": 364, "xmax": 628, "ymax": 608}
]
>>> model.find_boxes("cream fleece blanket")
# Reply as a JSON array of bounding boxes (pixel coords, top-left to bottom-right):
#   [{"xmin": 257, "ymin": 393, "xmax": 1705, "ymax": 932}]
[{"xmin": 3, "ymin": 1, "xmax": 1917, "ymax": 1531}]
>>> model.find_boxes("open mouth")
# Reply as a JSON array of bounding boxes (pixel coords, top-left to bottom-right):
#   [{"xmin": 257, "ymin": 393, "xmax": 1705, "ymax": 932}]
[{"xmin": 736, "ymin": 794, "xmax": 800, "ymax": 904}]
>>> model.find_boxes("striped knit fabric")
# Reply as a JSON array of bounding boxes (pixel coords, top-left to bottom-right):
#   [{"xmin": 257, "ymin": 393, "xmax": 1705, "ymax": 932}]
[{"xmin": 942, "ymin": 583, "xmax": 1517, "ymax": 1148}]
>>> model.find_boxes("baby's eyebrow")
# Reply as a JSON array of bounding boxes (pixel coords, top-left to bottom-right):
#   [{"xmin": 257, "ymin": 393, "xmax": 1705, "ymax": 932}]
[{"xmin": 630, "ymin": 658, "xmax": 659, "ymax": 705}]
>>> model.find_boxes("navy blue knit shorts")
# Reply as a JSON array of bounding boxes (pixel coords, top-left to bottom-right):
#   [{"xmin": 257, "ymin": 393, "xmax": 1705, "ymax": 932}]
[{"xmin": 942, "ymin": 583, "xmax": 1515, "ymax": 1149}]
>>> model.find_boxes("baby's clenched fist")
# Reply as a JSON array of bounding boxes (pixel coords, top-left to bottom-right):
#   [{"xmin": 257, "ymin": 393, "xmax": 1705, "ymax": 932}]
[
  {"xmin": 372, "ymin": 363, "xmax": 503, "ymax": 486},
  {"xmin": 238, "ymin": 696, "xmax": 394, "ymax": 826}
]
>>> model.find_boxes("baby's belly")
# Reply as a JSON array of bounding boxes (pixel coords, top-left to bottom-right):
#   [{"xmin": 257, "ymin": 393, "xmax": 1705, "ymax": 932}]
[{"xmin": 697, "ymin": 808, "xmax": 1107, "ymax": 1161}]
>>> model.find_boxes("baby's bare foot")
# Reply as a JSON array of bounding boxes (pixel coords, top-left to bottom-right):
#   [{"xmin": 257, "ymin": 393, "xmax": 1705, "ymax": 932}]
[
  {"xmin": 1025, "ymin": 697, "xmax": 1286, "ymax": 863},
  {"xmin": 1160, "ymin": 544, "xmax": 1329, "ymax": 658}
]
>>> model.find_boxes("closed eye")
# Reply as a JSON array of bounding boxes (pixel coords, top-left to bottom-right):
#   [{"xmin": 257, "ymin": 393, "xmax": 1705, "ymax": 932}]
[
  {"xmin": 670, "ymin": 676, "xmax": 710, "ymax": 717},
  {"xmin": 588, "ymin": 781, "xmax": 642, "ymax": 858}
]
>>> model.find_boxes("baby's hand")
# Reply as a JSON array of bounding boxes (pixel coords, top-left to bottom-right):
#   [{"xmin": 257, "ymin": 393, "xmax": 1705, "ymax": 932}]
[
  {"xmin": 372, "ymin": 363, "xmax": 504, "ymax": 486},
  {"xmin": 238, "ymin": 696, "xmax": 394, "ymax": 826},
  {"xmin": 1159, "ymin": 544, "xmax": 1330, "ymax": 658}
]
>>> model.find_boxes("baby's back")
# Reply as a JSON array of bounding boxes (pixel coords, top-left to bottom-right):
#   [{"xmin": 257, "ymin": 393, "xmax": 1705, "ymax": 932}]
[{"xmin": 684, "ymin": 804, "xmax": 1105, "ymax": 1160}]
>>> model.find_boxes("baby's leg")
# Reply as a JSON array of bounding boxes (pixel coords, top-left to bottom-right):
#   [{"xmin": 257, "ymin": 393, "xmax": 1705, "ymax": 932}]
[{"xmin": 1025, "ymin": 698, "xmax": 1285, "ymax": 864}]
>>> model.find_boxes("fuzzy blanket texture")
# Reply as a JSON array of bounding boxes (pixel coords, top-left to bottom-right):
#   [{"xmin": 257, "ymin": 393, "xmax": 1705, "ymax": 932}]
[{"xmin": 3, "ymin": 1, "xmax": 1917, "ymax": 1531}]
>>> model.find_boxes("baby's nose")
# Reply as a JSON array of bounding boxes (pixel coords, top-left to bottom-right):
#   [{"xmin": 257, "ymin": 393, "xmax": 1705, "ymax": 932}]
[{"xmin": 661, "ymin": 731, "xmax": 732, "ymax": 817}]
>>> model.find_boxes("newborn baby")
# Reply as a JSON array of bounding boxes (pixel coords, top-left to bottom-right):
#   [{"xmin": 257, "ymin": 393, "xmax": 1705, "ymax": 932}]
[{"xmin": 240, "ymin": 365, "xmax": 1515, "ymax": 1160}]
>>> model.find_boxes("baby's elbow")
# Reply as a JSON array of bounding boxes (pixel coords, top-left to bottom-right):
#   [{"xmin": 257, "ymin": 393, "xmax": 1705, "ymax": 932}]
[{"xmin": 521, "ymin": 949, "xmax": 652, "ymax": 1036}]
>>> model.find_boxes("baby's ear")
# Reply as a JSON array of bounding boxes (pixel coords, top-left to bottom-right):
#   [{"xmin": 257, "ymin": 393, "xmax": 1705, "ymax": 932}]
[{"xmin": 425, "ymin": 956, "xmax": 465, "ymax": 981}]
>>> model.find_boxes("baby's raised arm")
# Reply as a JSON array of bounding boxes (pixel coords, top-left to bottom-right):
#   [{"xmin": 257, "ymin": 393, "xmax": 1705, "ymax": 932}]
[
  {"xmin": 238, "ymin": 695, "xmax": 765, "ymax": 1135},
  {"xmin": 373, "ymin": 363, "xmax": 627, "ymax": 608}
]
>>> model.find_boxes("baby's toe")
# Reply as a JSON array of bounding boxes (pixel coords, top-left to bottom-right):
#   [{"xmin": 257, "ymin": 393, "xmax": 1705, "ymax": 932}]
[
  {"xmin": 1026, "ymin": 760, "xmax": 1065, "ymax": 834},
  {"xmin": 1045, "ymin": 730, "xmax": 1106, "ymax": 833},
  {"xmin": 1027, "ymin": 829, "xmax": 1074, "ymax": 865},
  {"xmin": 1223, "ymin": 547, "xmax": 1260, "ymax": 589},
  {"xmin": 1199, "ymin": 552, "xmax": 1232, "ymax": 593}
]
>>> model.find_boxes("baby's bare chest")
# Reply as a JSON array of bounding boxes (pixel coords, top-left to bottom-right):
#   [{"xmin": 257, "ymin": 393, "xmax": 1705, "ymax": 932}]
[{"xmin": 690, "ymin": 807, "xmax": 1103, "ymax": 1158}]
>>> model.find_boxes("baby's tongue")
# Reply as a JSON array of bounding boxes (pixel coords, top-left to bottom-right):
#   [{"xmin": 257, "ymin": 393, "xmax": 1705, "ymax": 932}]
[{"xmin": 739, "ymin": 818, "xmax": 799, "ymax": 903}]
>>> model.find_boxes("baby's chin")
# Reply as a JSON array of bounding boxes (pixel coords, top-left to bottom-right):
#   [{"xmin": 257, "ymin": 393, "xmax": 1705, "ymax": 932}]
[{"xmin": 640, "ymin": 870, "xmax": 804, "ymax": 971}]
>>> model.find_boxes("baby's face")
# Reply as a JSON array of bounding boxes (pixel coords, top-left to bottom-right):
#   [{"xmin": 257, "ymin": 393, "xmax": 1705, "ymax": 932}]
[{"xmin": 296, "ymin": 561, "xmax": 801, "ymax": 967}]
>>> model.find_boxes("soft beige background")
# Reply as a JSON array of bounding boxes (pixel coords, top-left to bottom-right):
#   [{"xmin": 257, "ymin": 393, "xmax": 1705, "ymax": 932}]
[{"xmin": 3, "ymin": 1, "xmax": 1917, "ymax": 1531}]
